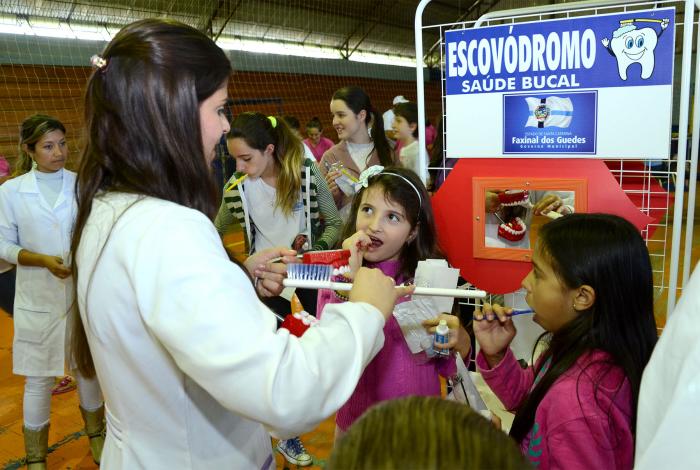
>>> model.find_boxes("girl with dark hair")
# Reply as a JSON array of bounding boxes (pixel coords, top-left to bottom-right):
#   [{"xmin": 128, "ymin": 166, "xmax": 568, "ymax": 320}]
[
  {"xmin": 320, "ymin": 86, "xmax": 396, "ymax": 219},
  {"xmin": 71, "ymin": 19, "xmax": 407, "ymax": 469},
  {"xmin": 474, "ymin": 213, "xmax": 657, "ymax": 469},
  {"xmin": 0, "ymin": 114, "xmax": 104, "ymax": 469},
  {"xmin": 392, "ymin": 101, "xmax": 421, "ymax": 176},
  {"xmin": 317, "ymin": 166, "xmax": 469, "ymax": 441},
  {"xmin": 303, "ymin": 117, "xmax": 334, "ymax": 162}
]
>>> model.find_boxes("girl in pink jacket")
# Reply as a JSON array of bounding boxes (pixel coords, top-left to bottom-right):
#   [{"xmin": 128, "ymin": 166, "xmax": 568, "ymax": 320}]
[{"xmin": 474, "ymin": 214, "xmax": 656, "ymax": 469}]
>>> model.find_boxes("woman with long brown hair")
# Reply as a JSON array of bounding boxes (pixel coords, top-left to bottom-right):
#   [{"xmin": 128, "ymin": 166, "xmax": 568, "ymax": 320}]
[{"xmin": 70, "ymin": 19, "xmax": 407, "ymax": 469}]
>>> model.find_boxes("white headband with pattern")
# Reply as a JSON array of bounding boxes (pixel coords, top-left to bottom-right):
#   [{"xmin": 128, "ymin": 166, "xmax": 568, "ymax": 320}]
[{"xmin": 355, "ymin": 165, "xmax": 422, "ymax": 207}]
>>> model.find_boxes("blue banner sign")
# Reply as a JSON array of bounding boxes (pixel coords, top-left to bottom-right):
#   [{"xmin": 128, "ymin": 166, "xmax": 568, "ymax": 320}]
[
  {"xmin": 445, "ymin": 9, "xmax": 673, "ymax": 95},
  {"xmin": 444, "ymin": 7, "xmax": 675, "ymax": 159}
]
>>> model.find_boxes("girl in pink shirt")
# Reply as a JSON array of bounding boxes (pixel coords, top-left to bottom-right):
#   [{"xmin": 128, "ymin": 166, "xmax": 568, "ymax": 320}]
[
  {"xmin": 303, "ymin": 117, "xmax": 334, "ymax": 162},
  {"xmin": 474, "ymin": 214, "xmax": 657, "ymax": 469},
  {"xmin": 318, "ymin": 166, "xmax": 468, "ymax": 438}
]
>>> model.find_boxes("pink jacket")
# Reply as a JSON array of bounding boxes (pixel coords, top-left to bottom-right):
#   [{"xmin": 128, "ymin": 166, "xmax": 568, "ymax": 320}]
[
  {"xmin": 303, "ymin": 136, "xmax": 335, "ymax": 162},
  {"xmin": 477, "ymin": 348, "xmax": 634, "ymax": 470},
  {"xmin": 318, "ymin": 259, "xmax": 456, "ymax": 431}
]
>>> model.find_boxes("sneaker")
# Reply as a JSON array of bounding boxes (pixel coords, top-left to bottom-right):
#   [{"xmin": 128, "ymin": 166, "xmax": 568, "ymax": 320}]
[
  {"xmin": 276, "ymin": 437, "xmax": 313, "ymax": 466},
  {"xmin": 51, "ymin": 375, "xmax": 77, "ymax": 395}
]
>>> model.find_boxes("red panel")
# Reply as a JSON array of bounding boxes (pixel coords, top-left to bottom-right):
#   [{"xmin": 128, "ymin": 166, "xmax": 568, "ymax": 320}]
[{"xmin": 432, "ymin": 158, "xmax": 655, "ymax": 294}]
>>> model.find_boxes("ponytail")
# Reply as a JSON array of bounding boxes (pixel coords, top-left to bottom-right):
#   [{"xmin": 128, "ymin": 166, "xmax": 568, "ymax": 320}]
[
  {"xmin": 272, "ymin": 116, "xmax": 305, "ymax": 214},
  {"xmin": 368, "ymin": 106, "xmax": 393, "ymax": 167}
]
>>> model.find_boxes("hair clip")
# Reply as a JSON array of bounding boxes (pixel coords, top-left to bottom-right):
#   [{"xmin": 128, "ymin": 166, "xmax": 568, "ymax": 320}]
[
  {"xmin": 355, "ymin": 165, "xmax": 384, "ymax": 190},
  {"xmin": 267, "ymin": 116, "xmax": 277, "ymax": 128},
  {"xmin": 90, "ymin": 54, "xmax": 107, "ymax": 71}
]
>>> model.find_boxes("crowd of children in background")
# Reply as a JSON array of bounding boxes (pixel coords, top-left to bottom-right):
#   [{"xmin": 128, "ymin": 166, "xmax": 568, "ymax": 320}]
[{"xmin": 1, "ymin": 18, "xmax": 699, "ymax": 470}]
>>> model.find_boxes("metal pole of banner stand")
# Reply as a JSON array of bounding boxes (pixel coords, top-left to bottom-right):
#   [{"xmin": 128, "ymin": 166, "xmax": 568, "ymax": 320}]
[
  {"xmin": 415, "ymin": 0, "xmax": 432, "ymax": 185},
  {"xmin": 666, "ymin": 0, "xmax": 693, "ymax": 313},
  {"xmin": 682, "ymin": 0, "xmax": 700, "ymax": 286}
]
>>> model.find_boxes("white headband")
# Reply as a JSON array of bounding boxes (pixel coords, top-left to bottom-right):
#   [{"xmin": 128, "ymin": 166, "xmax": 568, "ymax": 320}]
[{"xmin": 355, "ymin": 165, "xmax": 422, "ymax": 207}]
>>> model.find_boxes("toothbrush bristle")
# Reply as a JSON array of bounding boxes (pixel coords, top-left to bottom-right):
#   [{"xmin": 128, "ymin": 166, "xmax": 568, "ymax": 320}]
[{"xmin": 287, "ymin": 263, "xmax": 333, "ymax": 281}]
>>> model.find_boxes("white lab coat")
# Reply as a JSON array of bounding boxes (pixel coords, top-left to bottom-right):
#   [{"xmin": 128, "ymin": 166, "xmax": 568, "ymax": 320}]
[
  {"xmin": 0, "ymin": 169, "xmax": 76, "ymax": 376},
  {"xmin": 635, "ymin": 262, "xmax": 700, "ymax": 469},
  {"xmin": 76, "ymin": 193, "xmax": 386, "ymax": 469}
]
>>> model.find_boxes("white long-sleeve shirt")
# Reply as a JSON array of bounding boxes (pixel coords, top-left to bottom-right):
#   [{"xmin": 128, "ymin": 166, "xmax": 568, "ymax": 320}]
[
  {"xmin": 76, "ymin": 192, "xmax": 386, "ymax": 469},
  {"xmin": 635, "ymin": 262, "xmax": 700, "ymax": 469}
]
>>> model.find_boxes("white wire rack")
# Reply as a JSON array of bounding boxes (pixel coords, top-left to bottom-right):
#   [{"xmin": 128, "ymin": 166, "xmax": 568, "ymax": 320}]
[{"xmin": 416, "ymin": 0, "xmax": 700, "ymax": 320}]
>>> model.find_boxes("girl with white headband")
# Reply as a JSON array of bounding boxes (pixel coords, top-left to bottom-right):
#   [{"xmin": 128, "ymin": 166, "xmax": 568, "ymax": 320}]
[{"xmin": 317, "ymin": 165, "xmax": 471, "ymax": 442}]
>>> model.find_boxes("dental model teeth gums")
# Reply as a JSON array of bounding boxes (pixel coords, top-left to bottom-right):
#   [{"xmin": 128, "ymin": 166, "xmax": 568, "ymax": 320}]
[
  {"xmin": 498, "ymin": 217, "xmax": 527, "ymax": 242},
  {"xmin": 302, "ymin": 249, "xmax": 352, "ymax": 277},
  {"xmin": 302, "ymin": 249, "xmax": 351, "ymax": 268},
  {"xmin": 280, "ymin": 294, "xmax": 319, "ymax": 337},
  {"xmin": 280, "ymin": 310, "xmax": 319, "ymax": 337},
  {"xmin": 497, "ymin": 190, "xmax": 530, "ymax": 207}
]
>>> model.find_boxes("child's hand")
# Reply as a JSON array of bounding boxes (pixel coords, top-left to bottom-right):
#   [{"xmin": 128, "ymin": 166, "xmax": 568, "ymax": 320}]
[
  {"xmin": 324, "ymin": 169, "xmax": 341, "ymax": 197},
  {"xmin": 423, "ymin": 313, "xmax": 472, "ymax": 360},
  {"xmin": 485, "ymin": 191, "xmax": 501, "ymax": 213},
  {"xmin": 341, "ymin": 230, "xmax": 372, "ymax": 280},
  {"xmin": 473, "ymin": 303, "xmax": 516, "ymax": 368},
  {"xmin": 44, "ymin": 255, "xmax": 71, "ymax": 279},
  {"xmin": 532, "ymin": 194, "xmax": 570, "ymax": 216}
]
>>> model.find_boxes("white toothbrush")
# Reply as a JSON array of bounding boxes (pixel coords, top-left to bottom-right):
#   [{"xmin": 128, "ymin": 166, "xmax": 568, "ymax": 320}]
[{"xmin": 283, "ymin": 264, "xmax": 487, "ymax": 299}]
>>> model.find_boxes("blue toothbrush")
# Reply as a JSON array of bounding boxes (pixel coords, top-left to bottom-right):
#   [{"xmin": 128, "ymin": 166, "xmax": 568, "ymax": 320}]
[{"xmin": 473, "ymin": 308, "xmax": 533, "ymax": 320}]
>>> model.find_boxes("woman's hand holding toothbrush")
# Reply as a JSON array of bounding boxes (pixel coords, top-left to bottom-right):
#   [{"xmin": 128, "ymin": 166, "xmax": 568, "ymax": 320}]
[
  {"xmin": 245, "ymin": 247, "xmax": 299, "ymax": 297},
  {"xmin": 350, "ymin": 267, "xmax": 414, "ymax": 320}
]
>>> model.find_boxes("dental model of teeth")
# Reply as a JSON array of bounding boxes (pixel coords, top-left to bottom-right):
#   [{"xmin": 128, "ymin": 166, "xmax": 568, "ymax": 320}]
[
  {"xmin": 280, "ymin": 310, "xmax": 319, "ymax": 337},
  {"xmin": 279, "ymin": 294, "xmax": 320, "ymax": 337},
  {"xmin": 497, "ymin": 190, "xmax": 530, "ymax": 207},
  {"xmin": 302, "ymin": 249, "xmax": 351, "ymax": 268},
  {"xmin": 497, "ymin": 217, "xmax": 527, "ymax": 242},
  {"xmin": 302, "ymin": 249, "xmax": 352, "ymax": 278}
]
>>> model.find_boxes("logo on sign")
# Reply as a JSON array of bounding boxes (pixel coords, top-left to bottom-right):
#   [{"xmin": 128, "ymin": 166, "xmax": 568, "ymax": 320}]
[
  {"xmin": 525, "ymin": 97, "xmax": 573, "ymax": 128},
  {"xmin": 601, "ymin": 18, "xmax": 670, "ymax": 80}
]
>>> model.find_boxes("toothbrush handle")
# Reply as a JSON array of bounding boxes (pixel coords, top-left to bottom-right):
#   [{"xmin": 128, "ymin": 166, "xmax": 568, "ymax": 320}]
[
  {"xmin": 283, "ymin": 279, "xmax": 352, "ymax": 291},
  {"xmin": 412, "ymin": 286, "xmax": 487, "ymax": 299},
  {"xmin": 283, "ymin": 280, "xmax": 487, "ymax": 299}
]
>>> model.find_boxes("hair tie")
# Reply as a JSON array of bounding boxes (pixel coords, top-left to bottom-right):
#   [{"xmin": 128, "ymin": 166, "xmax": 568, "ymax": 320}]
[
  {"xmin": 90, "ymin": 54, "xmax": 107, "ymax": 71},
  {"xmin": 268, "ymin": 116, "xmax": 277, "ymax": 128}
]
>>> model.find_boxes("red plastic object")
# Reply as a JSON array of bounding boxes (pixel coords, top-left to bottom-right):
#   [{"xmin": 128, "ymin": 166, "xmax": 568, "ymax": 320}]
[
  {"xmin": 497, "ymin": 217, "xmax": 527, "ymax": 241},
  {"xmin": 432, "ymin": 158, "xmax": 655, "ymax": 294},
  {"xmin": 280, "ymin": 314, "xmax": 310, "ymax": 337},
  {"xmin": 497, "ymin": 190, "xmax": 529, "ymax": 206},
  {"xmin": 302, "ymin": 249, "xmax": 351, "ymax": 268}
]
